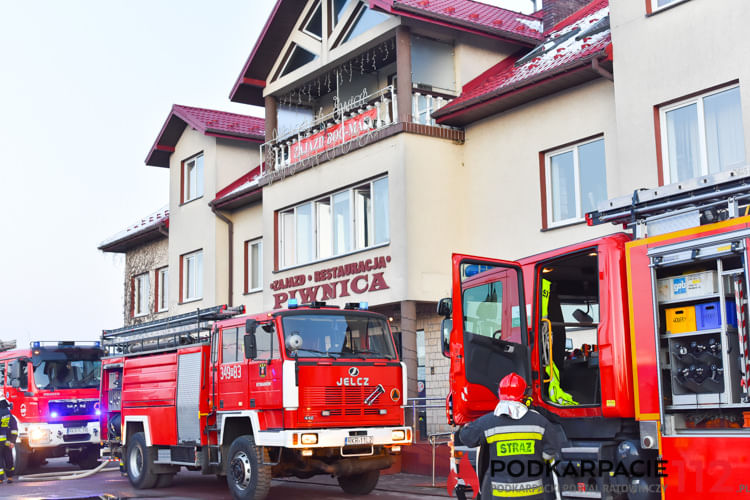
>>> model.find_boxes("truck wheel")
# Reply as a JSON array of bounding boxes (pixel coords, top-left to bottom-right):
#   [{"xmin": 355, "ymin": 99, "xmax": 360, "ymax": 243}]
[
  {"xmin": 126, "ymin": 432, "xmax": 158, "ymax": 489},
  {"xmin": 12, "ymin": 442, "xmax": 31, "ymax": 476},
  {"xmin": 73, "ymin": 445, "xmax": 100, "ymax": 470},
  {"xmin": 226, "ymin": 435, "xmax": 271, "ymax": 500},
  {"xmin": 337, "ymin": 470, "xmax": 380, "ymax": 495}
]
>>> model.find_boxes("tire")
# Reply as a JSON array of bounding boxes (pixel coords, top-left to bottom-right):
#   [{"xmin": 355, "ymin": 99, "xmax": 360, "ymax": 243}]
[
  {"xmin": 11, "ymin": 442, "xmax": 30, "ymax": 476},
  {"xmin": 73, "ymin": 445, "xmax": 100, "ymax": 470},
  {"xmin": 337, "ymin": 470, "xmax": 380, "ymax": 495},
  {"xmin": 155, "ymin": 473, "xmax": 175, "ymax": 488},
  {"xmin": 126, "ymin": 432, "xmax": 158, "ymax": 489},
  {"xmin": 226, "ymin": 435, "xmax": 271, "ymax": 500}
]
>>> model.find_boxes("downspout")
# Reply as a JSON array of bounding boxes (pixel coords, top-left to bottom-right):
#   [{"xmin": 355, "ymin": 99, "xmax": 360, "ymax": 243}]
[
  {"xmin": 211, "ymin": 205, "xmax": 234, "ymax": 307},
  {"xmin": 591, "ymin": 57, "xmax": 613, "ymax": 81}
]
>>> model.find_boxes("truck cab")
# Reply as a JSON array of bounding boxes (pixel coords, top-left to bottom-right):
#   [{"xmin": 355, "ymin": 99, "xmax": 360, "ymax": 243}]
[{"xmin": 0, "ymin": 341, "xmax": 103, "ymax": 473}]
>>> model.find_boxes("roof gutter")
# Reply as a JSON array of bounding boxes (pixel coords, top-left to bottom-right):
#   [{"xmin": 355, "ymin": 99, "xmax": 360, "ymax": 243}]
[{"xmin": 211, "ymin": 206, "xmax": 234, "ymax": 307}]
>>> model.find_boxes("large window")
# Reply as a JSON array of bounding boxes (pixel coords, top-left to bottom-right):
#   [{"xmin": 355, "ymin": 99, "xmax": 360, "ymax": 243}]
[
  {"xmin": 156, "ymin": 267, "xmax": 168, "ymax": 312},
  {"xmin": 133, "ymin": 273, "xmax": 150, "ymax": 317},
  {"xmin": 182, "ymin": 154, "xmax": 204, "ymax": 203},
  {"xmin": 278, "ymin": 176, "xmax": 389, "ymax": 268},
  {"xmin": 660, "ymin": 85, "xmax": 746, "ymax": 184},
  {"xmin": 246, "ymin": 239, "xmax": 263, "ymax": 293},
  {"xmin": 544, "ymin": 137, "xmax": 607, "ymax": 227},
  {"xmin": 181, "ymin": 250, "xmax": 203, "ymax": 302}
]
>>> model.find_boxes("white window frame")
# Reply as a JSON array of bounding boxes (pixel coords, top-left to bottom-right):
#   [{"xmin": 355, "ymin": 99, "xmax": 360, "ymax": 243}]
[
  {"xmin": 660, "ymin": 84, "xmax": 744, "ymax": 184},
  {"xmin": 133, "ymin": 273, "xmax": 150, "ymax": 317},
  {"xmin": 156, "ymin": 267, "xmax": 168, "ymax": 312},
  {"xmin": 544, "ymin": 137, "xmax": 606, "ymax": 228},
  {"xmin": 278, "ymin": 176, "xmax": 389, "ymax": 269},
  {"xmin": 246, "ymin": 239, "xmax": 263, "ymax": 293},
  {"xmin": 182, "ymin": 250, "xmax": 203, "ymax": 303},
  {"xmin": 182, "ymin": 154, "xmax": 204, "ymax": 203}
]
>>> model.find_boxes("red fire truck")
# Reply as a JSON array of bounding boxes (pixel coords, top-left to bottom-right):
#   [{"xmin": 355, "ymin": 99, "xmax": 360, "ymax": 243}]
[
  {"xmin": 441, "ymin": 167, "xmax": 750, "ymax": 498},
  {"xmin": 0, "ymin": 341, "xmax": 103, "ymax": 474},
  {"xmin": 100, "ymin": 302, "xmax": 410, "ymax": 499}
]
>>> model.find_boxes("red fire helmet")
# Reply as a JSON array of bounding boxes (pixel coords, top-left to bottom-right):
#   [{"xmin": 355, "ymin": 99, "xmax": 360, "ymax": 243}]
[{"xmin": 498, "ymin": 372, "xmax": 526, "ymax": 401}]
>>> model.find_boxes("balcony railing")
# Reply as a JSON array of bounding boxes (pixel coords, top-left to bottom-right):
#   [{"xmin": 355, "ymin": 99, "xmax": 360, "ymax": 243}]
[{"xmin": 261, "ymin": 86, "xmax": 457, "ymax": 176}]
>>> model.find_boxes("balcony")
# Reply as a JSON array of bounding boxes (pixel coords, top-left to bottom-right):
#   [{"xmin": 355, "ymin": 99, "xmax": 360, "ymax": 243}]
[{"xmin": 261, "ymin": 85, "xmax": 463, "ymax": 177}]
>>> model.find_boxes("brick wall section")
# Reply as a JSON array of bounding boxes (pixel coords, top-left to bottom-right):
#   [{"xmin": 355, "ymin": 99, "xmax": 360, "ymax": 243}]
[
  {"xmin": 123, "ymin": 237, "xmax": 168, "ymax": 325},
  {"xmin": 542, "ymin": 0, "xmax": 592, "ymax": 31}
]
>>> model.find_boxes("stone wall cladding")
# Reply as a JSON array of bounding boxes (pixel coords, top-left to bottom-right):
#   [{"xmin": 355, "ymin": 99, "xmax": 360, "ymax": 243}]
[
  {"xmin": 123, "ymin": 237, "xmax": 168, "ymax": 325},
  {"xmin": 417, "ymin": 303, "xmax": 452, "ymax": 436}
]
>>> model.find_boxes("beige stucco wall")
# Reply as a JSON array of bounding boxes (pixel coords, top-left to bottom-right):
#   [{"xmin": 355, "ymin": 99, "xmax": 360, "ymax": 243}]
[
  {"xmin": 609, "ymin": 0, "xmax": 750, "ymax": 190},
  {"xmin": 460, "ymin": 78, "xmax": 622, "ymax": 260},
  {"xmin": 123, "ymin": 237, "xmax": 168, "ymax": 325},
  {"xmin": 453, "ymin": 33, "xmax": 518, "ymax": 90},
  {"xmin": 230, "ymin": 202, "xmax": 264, "ymax": 314}
]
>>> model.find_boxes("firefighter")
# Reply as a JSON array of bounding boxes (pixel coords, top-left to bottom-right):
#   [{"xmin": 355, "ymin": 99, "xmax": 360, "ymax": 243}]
[
  {"xmin": 0, "ymin": 395, "xmax": 18, "ymax": 484},
  {"xmin": 458, "ymin": 373, "xmax": 566, "ymax": 499}
]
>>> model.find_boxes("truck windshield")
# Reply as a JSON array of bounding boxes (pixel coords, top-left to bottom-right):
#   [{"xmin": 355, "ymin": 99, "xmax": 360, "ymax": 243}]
[
  {"xmin": 281, "ymin": 313, "xmax": 396, "ymax": 359},
  {"xmin": 33, "ymin": 359, "xmax": 102, "ymax": 390}
]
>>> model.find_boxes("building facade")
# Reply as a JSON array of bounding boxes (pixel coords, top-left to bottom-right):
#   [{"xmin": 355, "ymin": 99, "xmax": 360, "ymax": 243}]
[{"xmin": 101, "ymin": 0, "xmax": 750, "ymax": 437}]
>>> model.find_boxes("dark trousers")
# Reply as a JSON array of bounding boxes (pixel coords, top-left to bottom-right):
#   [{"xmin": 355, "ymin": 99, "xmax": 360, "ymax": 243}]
[{"xmin": 0, "ymin": 444, "xmax": 13, "ymax": 480}]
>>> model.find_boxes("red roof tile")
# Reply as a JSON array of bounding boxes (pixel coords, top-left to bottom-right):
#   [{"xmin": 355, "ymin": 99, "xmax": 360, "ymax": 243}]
[
  {"xmin": 214, "ymin": 164, "xmax": 263, "ymax": 203},
  {"xmin": 434, "ymin": 0, "xmax": 609, "ymax": 124},
  {"xmin": 99, "ymin": 205, "xmax": 169, "ymax": 253},
  {"xmin": 146, "ymin": 104, "xmax": 265, "ymax": 168}
]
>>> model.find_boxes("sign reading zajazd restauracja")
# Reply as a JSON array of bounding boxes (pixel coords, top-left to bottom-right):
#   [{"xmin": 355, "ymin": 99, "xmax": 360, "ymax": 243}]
[{"xmin": 271, "ymin": 255, "xmax": 391, "ymax": 309}]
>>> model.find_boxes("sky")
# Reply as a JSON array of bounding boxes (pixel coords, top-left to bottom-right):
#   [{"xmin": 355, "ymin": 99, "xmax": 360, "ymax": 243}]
[{"xmin": 0, "ymin": 0, "xmax": 534, "ymax": 346}]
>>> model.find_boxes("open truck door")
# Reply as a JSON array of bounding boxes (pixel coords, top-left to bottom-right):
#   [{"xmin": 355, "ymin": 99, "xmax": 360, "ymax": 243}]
[{"xmin": 444, "ymin": 254, "xmax": 530, "ymax": 425}]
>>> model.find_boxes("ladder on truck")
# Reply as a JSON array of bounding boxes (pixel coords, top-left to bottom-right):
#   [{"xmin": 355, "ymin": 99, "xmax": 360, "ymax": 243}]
[
  {"xmin": 586, "ymin": 165, "xmax": 750, "ymax": 238},
  {"xmin": 101, "ymin": 304, "xmax": 245, "ymax": 356}
]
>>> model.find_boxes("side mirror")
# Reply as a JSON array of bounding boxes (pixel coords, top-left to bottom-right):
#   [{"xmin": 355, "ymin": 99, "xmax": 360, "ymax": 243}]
[
  {"xmin": 245, "ymin": 319, "xmax": 258, "ymax": 334},
  {"xmin": 8, "ymin": 361, "xmax": 19, "ymax": 381},
  {"xmin": 437, "ymin": 297, "xmax": 452, "ymax": 317},
  {"xmin": 441, "ymin": 318, "xmax": 453, "ymax": 358},
  {"xmin": 243, "ymin": 334, "xmax": 257, "ymax": 360}
]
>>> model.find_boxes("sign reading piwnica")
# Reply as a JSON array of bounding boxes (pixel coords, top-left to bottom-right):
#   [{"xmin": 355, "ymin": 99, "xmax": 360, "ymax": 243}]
[{"xmin": 271, "ymin": 256, "xmax": 391, "ymax": 309}]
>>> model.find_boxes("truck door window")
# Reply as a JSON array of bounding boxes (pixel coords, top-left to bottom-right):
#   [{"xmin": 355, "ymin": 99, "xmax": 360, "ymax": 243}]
[
  {"xmin": 538, "ymin": 250, "xmax": 601, "ymax": 406},
  {"xmin": 10, "ymin": 360, "xmax": 28, "ymax": 391},
  {"xmin": 256, "ymin": 324, "xmax": 280, "ymax": 360},
  {"xmin": 221, "ymin": 328, "xmax": 241, "ymax": 363}
]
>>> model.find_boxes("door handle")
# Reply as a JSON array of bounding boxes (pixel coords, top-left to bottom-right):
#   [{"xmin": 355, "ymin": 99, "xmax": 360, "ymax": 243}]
[{"xmin": 503, "ymin": 344, "xmax": 515, "ymax": 353}]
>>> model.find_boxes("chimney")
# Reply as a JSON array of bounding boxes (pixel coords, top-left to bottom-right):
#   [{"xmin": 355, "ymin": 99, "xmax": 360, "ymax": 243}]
[{"xmin": 542, "ymin": 0, "xmax": 591, "ymax": 32}]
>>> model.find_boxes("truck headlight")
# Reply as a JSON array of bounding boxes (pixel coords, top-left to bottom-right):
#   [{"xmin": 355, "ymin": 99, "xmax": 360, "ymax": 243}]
[
  {"xmin": 392, "ymin": 430, "xmax": 406, "ymax": 441},
  {"xmin": 29, "ymin": 427, "xmax": 51, "ymax": 444},
  {"xmin": 300, "ymin": 433, "xmax": 318, "ymax": 445}
]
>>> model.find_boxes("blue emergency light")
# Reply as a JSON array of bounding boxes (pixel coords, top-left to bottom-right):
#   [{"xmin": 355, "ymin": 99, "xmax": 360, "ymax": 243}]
[
  {"xmin": 32, "ymin": 341, "xmax": 41, "ymax": 348},
  {"xmin": 288, "ymin": 298, "xmax": 299, "ymax": 309},
  {"xmin": 360, "ymin": 302, "xmax": 368, "ymax": 310}
]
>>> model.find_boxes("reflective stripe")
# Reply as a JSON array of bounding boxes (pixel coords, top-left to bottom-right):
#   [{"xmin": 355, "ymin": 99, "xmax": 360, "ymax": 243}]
[
  {"xmin": 484, "ymin": 425, "xmax": 546, "ymax": 438},
  {"xmin": 486, "ymin": 432, "xmax": 542, "ymax": 443},
  {"xmin": 10, "ymin": 430, "xmax": 17, "ymax": 435},
  {"xmin": 492, "ymin": 479, "xmax": 545, "ymax": 497},
  {"xmin": 0, "ymin": 437, "xmax": 7, "ymax": 441}
]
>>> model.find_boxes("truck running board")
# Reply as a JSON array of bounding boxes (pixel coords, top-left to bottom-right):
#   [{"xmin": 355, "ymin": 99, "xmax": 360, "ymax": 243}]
[{"xmin": 586, "ymin": 165, "xmax": 750, "ymax": 238}]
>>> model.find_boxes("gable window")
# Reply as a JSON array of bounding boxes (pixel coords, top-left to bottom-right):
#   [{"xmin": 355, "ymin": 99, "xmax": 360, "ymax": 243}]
[
  {"xmin": 182, "ymin": 154, "xmax": 204, "ymax": 204},
  {"xmin": 133, "ymin": 273, "xmax": 150, "ymax": 317},
  {"xmin": 544, "ymin": 137, "xmax": 607, "ymax": 227},
  {"xmin": 660, "ymin": 85, "xmax": 746, "ymax": 184},
  {"xmin": 278, "ymin": 176, "xmax": 389, "ymax": 268},
  {"xmin": 246, "ymin": 239, "xmax": 263, "ymax": 293},
  {"xmin": 181, "ymin": 250, "xmax": 203, "ymax": 302},
  {"xmin": 156, "ymin": 267, "xmax": 168, "ymax": 312}
]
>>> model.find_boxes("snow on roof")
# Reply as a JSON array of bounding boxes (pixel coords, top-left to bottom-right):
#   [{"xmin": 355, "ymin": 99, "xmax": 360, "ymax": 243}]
[
  {"xmin": 434, "ymin": 0, "xmax": 609, "ymax": 122},
  {"xmin": 212, "ymin": 165, "xmax": 263, "ymax": 207},
  {"xmin": 99, "ymin": 205, "xmax": 169, "ymax": 250}
]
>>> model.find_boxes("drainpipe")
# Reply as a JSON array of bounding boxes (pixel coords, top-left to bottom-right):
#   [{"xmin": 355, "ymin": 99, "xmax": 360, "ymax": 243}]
[
  {"xmin": 211, "ymin": 205, "xmax": 234, "ymax": 307},
  {"xmin": 591, "ymin": 57, "xmax": 613, "ymax": 81}
]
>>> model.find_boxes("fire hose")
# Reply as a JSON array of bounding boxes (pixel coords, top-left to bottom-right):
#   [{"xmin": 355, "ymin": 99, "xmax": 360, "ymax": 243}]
[{"xmin": 17, "ymin": 459, "xmax": 120, "ymax": 482}]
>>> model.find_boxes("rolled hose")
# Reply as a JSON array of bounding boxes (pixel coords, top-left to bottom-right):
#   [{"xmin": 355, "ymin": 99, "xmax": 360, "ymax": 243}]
[{"xmin": 18, "ymin": 459, "xmax": 119, "ymax": 482}]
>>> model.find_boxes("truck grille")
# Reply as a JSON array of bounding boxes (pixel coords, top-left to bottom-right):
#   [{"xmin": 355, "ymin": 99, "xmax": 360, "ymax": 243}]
[
  {"xmin": 49, "ymin": 400, "xmax": 97, "ymax": 417},
  {"xmin": 301, "ymin": 386, "xmax": 388, "ymax": 415}
]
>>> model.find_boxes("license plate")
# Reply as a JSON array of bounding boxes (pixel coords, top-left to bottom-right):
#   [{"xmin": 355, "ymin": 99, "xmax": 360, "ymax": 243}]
[
  {"xmin": 345, "ymin": 436, "xmax": 373, "ymax": 446},
  {"xmin": 66, "ymin": 426, "xmax": 87, "ymax": 434}
]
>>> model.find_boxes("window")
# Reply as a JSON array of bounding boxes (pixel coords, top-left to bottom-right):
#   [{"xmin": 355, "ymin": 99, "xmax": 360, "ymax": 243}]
[
  {"xmin": 278, "ymin": 176, "xmax": 389, "ymax": 268},
  {"xmin": 649, "ymin": 0, "xmax": 689, "ymax": 13},
  {"xmin": 133, "ymin": 273, "xmax": 150, "ymax": 317},
  {"xmin": 182, "ymin": 154, "xmax": 204, "ymax": 203},
  {"xmin": 181, "ymin": 250, "xmax": 203, "ymax": 302},
  {"xmin": 222, "ymin": 328, "xmax": 242, "ymax": 364},
  {"xmin": 246, "ymin": 239, "xmax": 263, "ymax": 293},
  {"xmin": 544, "ymin": 137, "xmax": 607, "ymax": 227},
  {"xmin": 660, "ymin": 85, "xmax": 746, "ymax": 184},
  {"xmin": 256, "ymin": 323, "xmax": 280, "ymax": 360},
  {"xmin": 156, "ymin": 267, "xmax": 168, "ymax": 312}
]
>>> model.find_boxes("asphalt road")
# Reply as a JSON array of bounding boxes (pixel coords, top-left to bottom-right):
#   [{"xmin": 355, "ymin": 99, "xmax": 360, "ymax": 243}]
[{"xmin": 2, "ymin": 458, "xmax": 447, "ymax": 499}]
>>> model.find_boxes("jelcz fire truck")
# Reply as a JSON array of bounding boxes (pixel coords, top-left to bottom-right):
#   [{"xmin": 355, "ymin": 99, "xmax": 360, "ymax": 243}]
[
  {"xmin": 0, "ymin": 341, "xmax": 103, "ymax": 474},
  {"xmin": 100, "ymin": 302, "xmax": 410, "ymax": 499},
  {"xmin": 441, "ymin": 167, "xmax": 750, "ymax": 498}
]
